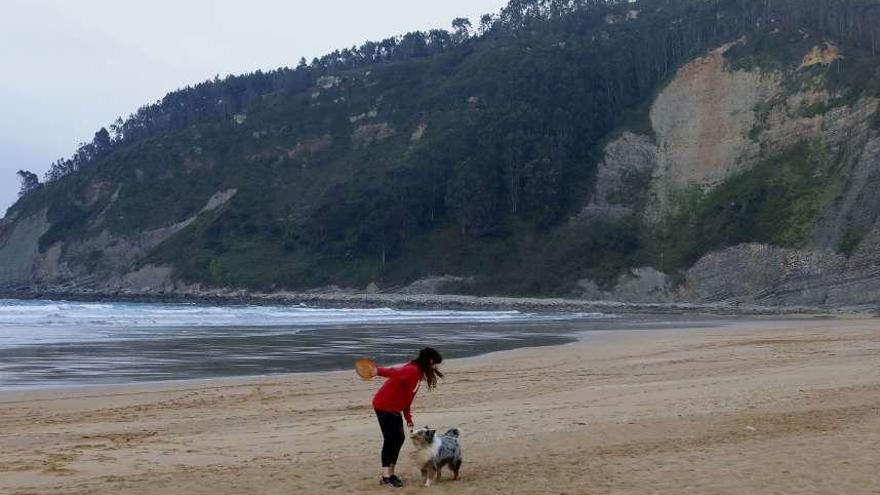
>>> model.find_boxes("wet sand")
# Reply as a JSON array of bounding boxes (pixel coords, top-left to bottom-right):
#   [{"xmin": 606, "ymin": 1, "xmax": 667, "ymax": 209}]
[
  {"xmin": 0, "ymin": 320, "xmax": 581, "ymax": 388},
  {"xmin": 1, "ymin": 316, "xmax": 878, "ymax": 494}
]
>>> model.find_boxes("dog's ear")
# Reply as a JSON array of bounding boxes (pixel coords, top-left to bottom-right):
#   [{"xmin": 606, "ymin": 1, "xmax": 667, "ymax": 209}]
[{"xmin": 426, "ymin": 430, "xmax": 435, "ymax": 442}]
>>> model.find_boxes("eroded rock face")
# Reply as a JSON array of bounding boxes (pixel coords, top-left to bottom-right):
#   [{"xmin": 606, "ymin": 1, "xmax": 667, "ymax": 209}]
[
  {"xmin": 673, "ymin": 95, "xmax": 879, "ymax": 305},
  {"xmin": 353, "ymin": 123, "xmax": 395, "ymax": 145},
  {"xmin": 0, "ymin": 190, "xmax": 237, "ymax": 291},
  {"xmin": 683, "ymin": 221, "xmax": 880, "ymax": 306},
  {"xmin": 203, "ymin": 189, "xmax": 237, "ymax": 212},
  {"xmin": 592, "ymin": 40, "xmax": 878, "ymax": 228},
  {"xmin": 646, "ymin": 42, "xmax": 781, "ymax": 221},
  {"xmin": 289, "ymin": 135, "xmax": 332, "ymax": 158},
  {"xmin": 759, "ymin": 94, "xmax": 877, "ymax": 163},
  {"xmin": 410, "ymin": 122, "xmax": 428, "ymax": 143},
  {"xmin": 581, "ymin": 132, "xmax": 656, "ymax": 220},
  {"xmin": 118, "ymin": 265, "xmax": 176, "ymax": 292},
  {"xmin": 798, "ymin": 42, "xmax": 840, "ymax": 70},
  {"xmin": 400, "ymin": 275, "xmax": 468, "ymax": 295},
  {"xmin": 683, "ymin": 244, "xmax": 847, "ymax": 305},
  {"xmin": 588, "ymin": 43, "xmax": 782, "ymax": 224},
  {"xmin": 825, "ymin": 221, "xmax": 880, "ymax": 305},
  {"xmin": 0, "ymin": 209, "xmax": 50, "ymax": 285},
  {"xmin": 575, "ymin": 267, "xmax": 674, "ymax": 303},
  {"xmin": 578, "ymin": 38, "xmax": 880, "ymax": 306},
  {"xmin": 613, "ymin": 267, "xmax": 674, "ymax": 302},
  {"xmin": 810, "ymin": 133, "xmax": 880, "ymax": 249}
]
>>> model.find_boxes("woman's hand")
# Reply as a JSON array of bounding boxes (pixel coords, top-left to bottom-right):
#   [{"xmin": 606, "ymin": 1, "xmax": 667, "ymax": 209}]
[{"xmin": 407, "ymin": 422, "xmax": 414, "ymax": 433}]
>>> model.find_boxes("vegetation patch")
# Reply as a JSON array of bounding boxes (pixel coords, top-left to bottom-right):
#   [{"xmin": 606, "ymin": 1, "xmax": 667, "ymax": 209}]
[
  {"xmin": 823, "ymin": 50, "xmax": 880, "ymax": 99},
  {"xmin": 725, "ymin": 28, "xmax": 814, "ymax": 72},
  {"xmin": 839, "ymin": 227, "xmax": 868, "ymax": 257},
  {"xmin": 445, "ymin": 216, "xmax": 643, "ymax": 296},
  {"xmin": 798, "ymin": 100, "xmax": 832, "ymax": 119},
  {"xmin": 654, "ymin": 141, "xmax": 842, "ymax": 272},
  {"xmin": 749, "ymin": 98, "xmax": 783, "ymax": 140}
]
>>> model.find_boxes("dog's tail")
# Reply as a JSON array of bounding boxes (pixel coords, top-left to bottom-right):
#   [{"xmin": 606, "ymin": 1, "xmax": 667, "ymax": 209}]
[{"xmin": 444, "ymin": 428, "xmax": 462, "ymax": 439}]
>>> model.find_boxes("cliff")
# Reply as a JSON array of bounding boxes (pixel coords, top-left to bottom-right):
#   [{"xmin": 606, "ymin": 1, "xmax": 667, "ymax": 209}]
[{"xmin": 583, "ymin": 31, "xmax": 880, "ymax": 305}]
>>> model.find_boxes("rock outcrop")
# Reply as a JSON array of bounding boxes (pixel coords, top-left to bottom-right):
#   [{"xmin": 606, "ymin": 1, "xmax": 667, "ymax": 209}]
[
  {"xmin": 682, "ymin": 220, "xmax": 880, "ymax": 306},
  {"xmin": 581, "ymin": 132, "xmax": 656, "ymax": 220},
  {"xmin": 646, "ymin": 41, "xmax": 781, "ymax": 221},
  {"xmin": 581, "ymin": 38, "xmax": 880, "ymax": 305},
  {"xmin": 0, "ymin": 209, "xmax": 50, "ymax": 285},
  {"xmin": 577, "ymin": 267, "xmax": 674, "ymax": 303},
  {"xmin": 682, "ymin": 244, "xmax": 847, "ymax": 305},
  {"xmin": 400, "ymin": 275, "xmax": 469, "ymax": 295},
  {"xmin": 0, "ymin": 190, "xmax": 237, "ymax": 291}
]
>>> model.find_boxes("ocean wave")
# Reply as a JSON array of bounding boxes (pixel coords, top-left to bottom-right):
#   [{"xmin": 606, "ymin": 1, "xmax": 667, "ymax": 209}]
[
  {"xmin": 0, "ymin": 299, "xmax": 600, "ymax": 327},
  {"xmin": 0, "ymin": 298, "xmax": 609, "ymax": 348}
]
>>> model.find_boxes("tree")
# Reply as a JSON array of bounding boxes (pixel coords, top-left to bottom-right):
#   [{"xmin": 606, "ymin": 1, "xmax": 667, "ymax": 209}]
[
  {"xmin": 452, "ymin": 17, "xmax": 472, "ymax": 42},
  {"xmin": 446, "ymin": 158, "xmax": 500, "ymax": 237},
  {"xmin": 398, "ymin": 31, "xmax": 429, "ymax": 58},
  {"xmin": 479, "ymin": 14, "xmax": 495, "ymax": 35},
  {"xmin": 93, "ymin": 127, "xmax": 112, "ymax": 156},
  {"xmin": 109, "ymin": 117, "xmax": 124, "ymax": 141},
  {"xmin": 521, "ymin": 157, "xmax": 563, "ymax": 226},
  {"xmin": 428, "ymin": 29, "xmax": 453, "ymax": 50},
  {"xmin": 16, "ymin": 170, "xmax": 40, "ymax": 197}
]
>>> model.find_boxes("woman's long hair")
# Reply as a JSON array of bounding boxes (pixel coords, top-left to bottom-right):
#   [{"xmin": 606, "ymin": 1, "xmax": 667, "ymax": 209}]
[{"xmin": 411, "ymin": 347, "xmax": 444, "ymax": 390}]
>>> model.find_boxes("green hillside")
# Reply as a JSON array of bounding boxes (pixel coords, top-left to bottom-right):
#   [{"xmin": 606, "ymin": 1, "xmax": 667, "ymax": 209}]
[{"xmin": 7, "ymin": 0, "xmax": 880, "ymax": 298}]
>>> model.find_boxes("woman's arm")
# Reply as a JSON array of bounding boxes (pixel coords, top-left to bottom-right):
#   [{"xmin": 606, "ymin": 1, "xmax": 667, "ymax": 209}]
[
  {"xmin": 403, "ymin": 366, "xmax": 420, "ymax": 429},
  {"xmin": 376, "ymin": 366, "xmax": 406, "ymax": 379},
  {"xmin": 403, "ymin": 406, "xmax": 413, "ymax": 429}
]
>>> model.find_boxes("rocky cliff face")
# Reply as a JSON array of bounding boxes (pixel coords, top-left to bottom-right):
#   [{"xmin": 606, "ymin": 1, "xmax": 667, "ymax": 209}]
[
  {"xmin": 683, "ymin": 230, "xmax": 880, "ymax": 306},
  {"xmin": 582, "ymin": 132, "xmax": 657, "ymax": 221},
  {"xmin": 583, "ymin": 36, "xmax": 880, "ymax": 306},
  {"xmin": 646, "ymin": 41, "xmax": 781, "ymax": 222},
  {"xmin": 0, "ymin": 210, "xmax": 50, "ymax": 285},
  {"xmin": 0, "ymin": 189, "xmax": 236, "ymax": 292}
]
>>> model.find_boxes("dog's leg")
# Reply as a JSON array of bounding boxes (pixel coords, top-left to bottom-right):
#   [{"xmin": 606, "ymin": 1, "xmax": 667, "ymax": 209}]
[
  {"xmin": 435, "ymin": 467, "xmax": 442, "ymax": 482},
  {"xmin": 421, "ymin": 467, "xmax": 428, "ymax": 487},
  {"xmin": 424, "ymin": 466, "xmax": 435, "ymax": 487},
  {"xmin": 452, "ymin": 460, "xmax": 462, "ymax": 481}
]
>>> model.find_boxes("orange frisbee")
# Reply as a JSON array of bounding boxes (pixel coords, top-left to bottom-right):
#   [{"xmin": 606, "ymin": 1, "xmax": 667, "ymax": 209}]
[{"xmin": 355, "ymin": 358, "xmax": 376, "ymax": 380}]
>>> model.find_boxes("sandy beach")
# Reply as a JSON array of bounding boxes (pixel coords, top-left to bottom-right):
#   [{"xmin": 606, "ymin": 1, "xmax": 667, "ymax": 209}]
[{"xmin": 1, "ymin": 316, "xmax": 879, "ymax": 495}]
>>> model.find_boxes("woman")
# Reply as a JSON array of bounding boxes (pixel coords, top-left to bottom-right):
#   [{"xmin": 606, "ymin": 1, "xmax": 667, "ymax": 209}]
[{"xmin": 371, "ymin": 347, "xmax": 443, "ymax": 488}]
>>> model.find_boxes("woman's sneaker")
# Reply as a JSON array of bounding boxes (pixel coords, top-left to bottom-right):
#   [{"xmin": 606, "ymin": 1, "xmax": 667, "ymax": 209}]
[{"xmin": 380, "ymin": 475, "xmax": 403, "ymax": 488}]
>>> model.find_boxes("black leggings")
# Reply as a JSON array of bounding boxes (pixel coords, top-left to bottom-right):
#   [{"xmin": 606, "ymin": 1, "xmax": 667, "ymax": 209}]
[{"xmin": 376, "ymin": 409, "xmax": 405, "ymax": 467}]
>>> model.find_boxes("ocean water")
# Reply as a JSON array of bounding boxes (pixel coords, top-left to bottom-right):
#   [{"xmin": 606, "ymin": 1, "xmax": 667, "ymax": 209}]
[{"xmin": 0, "ymin": 299, "xmax": 617, "ymax": 389}]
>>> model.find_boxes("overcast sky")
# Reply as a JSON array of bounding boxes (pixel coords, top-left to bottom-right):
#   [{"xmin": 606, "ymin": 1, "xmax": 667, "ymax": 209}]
[{"xmin": 0, "ymin": 0, "xmax": 507, "ymax": 216}]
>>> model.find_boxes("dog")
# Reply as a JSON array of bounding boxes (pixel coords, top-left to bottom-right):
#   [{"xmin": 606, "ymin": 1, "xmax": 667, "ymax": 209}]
[{"xmin": 409, "ymin": 427, "xmax": 463, "ymax": 487}]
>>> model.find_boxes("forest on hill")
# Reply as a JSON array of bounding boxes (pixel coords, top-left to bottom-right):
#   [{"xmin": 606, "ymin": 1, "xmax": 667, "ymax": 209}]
[{"xmin": 6, "ymin": 0, "xmax": 880, "ymax": 301}]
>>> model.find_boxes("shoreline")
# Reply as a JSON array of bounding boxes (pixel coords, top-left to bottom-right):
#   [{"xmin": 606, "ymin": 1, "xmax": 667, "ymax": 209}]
[
  {"xmin": 0, "ymin": 314, "xmax": 858, "ymax": 401},
  {"xmin": 0, "ymin": 286, "xmax": 867, "ymax": 315},
  {"xmin": 0, "ymin": 319, "xmax": 717, "ymax": 399},
  {"xmin": 0, "ymin": 327, "xmax": 606, "ymax": 401},
  {"xmin": 0, "ymin": 315, "xmax": 732, "ymax": 393}
]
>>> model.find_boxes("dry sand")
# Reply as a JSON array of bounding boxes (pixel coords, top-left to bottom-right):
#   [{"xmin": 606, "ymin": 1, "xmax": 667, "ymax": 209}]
[{"xmin": 1, "ymin": 317, "xmax": 879, "ymax": 495}]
